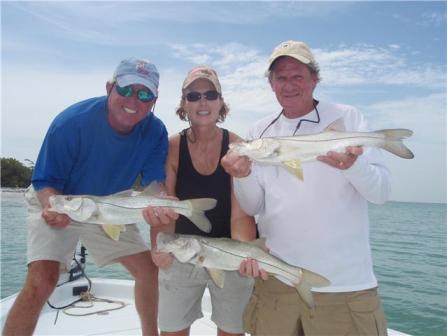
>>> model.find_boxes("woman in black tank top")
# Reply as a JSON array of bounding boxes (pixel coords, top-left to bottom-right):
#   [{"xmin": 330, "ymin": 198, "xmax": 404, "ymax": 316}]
[
  {"xmin": 174, "ymin": 127, "xmax": 231, "ymax": 237},
  {"xmin": 149, "ymin": 66, "xmax": 256, "ymax": 336}
]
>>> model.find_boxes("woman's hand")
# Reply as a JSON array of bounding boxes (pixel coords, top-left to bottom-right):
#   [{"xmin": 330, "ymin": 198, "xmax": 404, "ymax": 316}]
[
  {"xmin": 239, "ymin": 258, "xmax": 269, "ymax": 280},
  {"xmin": 151, "ymin": 251, "xmax": 174, "ymax": 269}
]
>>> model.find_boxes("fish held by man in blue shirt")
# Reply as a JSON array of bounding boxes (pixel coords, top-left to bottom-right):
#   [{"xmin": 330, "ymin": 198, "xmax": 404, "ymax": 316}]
[
  {"xmin": 44, "ymin": 182, "xmax": 216, "ymax": 240},
  {"xmin": 229, "ymin": 118, "xmax": 414, "ymax": 180}
]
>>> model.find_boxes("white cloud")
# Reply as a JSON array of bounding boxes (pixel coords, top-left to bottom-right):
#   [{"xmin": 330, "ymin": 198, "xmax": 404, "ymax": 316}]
[{"xmin": 316, "ymin": 46, "xmax": 446, "ymax": 89}]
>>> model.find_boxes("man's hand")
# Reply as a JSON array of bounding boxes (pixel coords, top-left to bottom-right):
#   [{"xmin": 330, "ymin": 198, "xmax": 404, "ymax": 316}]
[
  {"xmin": 151, "ymin": 251, "xmax": 174, "ymax": 269},
  {"xmin": 317, "ymin": 146, "xmax": 363, "ymax": 170},
  {"xmin": 143, "ymin": 205, "xmax": 179, "ymax": 227},
  {"xmin": 42, "ymin": 207, "xmax": 71, "ymax": 229},
  {"xmin": 239, "ymin": 258, "xmax": 269, "ymax": 280},
  {"xmin": 221, "ymin": 151, "xmax": 252, "ymax": 178}
]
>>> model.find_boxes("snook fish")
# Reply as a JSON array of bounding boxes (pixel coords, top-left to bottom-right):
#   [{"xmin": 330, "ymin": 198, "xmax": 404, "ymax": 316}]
[
  {"xmin": 229, "ymin": 118, "xmax": 414, "ymax": 180},
  {"xmin": 157, "ymin": 232, "xmax": 330, "ymax": 308},
  {"xmin": 43, "ymin": 183, "xmax": 216, "ymax": 240}
]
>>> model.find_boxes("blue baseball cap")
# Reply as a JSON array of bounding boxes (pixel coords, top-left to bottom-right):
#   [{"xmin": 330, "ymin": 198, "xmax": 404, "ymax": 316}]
[{"xmin": 113, "ymin": 57, "xmax": 160, "ymax": 97}]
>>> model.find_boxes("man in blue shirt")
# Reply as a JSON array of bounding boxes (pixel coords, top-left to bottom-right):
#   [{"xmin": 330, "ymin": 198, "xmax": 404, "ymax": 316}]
[{"xmin": 3, "ymin": 57, "xmax": 169, "ymax": 336}]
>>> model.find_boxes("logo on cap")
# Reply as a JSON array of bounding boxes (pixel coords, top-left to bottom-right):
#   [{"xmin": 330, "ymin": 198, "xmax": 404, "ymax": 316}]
[{"xmin": 136, "ymin": 61, "xmax": 150, "ymax": 76}]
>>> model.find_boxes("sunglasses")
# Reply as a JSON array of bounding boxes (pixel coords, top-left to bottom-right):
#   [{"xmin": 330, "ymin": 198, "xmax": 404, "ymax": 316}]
[
  {"xmin": 115, "ymin": 84, "xmax": 155, "ymax": 103},
  {"xmin": 185, "ymin": 90, "xmax": 220, "ymax": 102}
]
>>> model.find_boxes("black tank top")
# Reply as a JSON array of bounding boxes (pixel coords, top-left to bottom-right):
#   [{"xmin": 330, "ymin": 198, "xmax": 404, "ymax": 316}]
[{"xmin": 175, "ymin": 128, "xmax": 231, "ymax": 238}]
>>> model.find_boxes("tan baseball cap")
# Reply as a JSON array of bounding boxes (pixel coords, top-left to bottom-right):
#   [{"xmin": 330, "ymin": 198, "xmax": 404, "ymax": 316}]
[
  {"xmin": 182, "ymin": 66, "xmax": 222, "ymax": 94},
  {"xmin": 265, "ymin": 40, "xmax": 316, "ymax": 76}
]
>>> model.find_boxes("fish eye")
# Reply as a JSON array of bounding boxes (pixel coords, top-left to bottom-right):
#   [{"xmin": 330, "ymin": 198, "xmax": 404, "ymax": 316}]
[{"xmin": 66, "ymin": 196, "xmax": 73, "ymax": 201}]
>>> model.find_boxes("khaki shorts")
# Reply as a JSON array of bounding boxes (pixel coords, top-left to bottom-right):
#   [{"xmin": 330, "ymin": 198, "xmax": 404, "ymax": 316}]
[
  {"xmin": 243, "ymin": 277, "xmax": 387, "ymax": 336},
  {"xmin": 27, "ymin": 209, "xmax": 149, "ymax": 270},
  {"xmin": 158, "ymin": 259, "xmax": 254, "ymax": 333}
]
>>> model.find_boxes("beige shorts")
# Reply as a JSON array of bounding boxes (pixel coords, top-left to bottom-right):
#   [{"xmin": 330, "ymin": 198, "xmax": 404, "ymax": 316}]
[
  {"xmin": 27, "ymin": 209, "xmax": 149, "ymax": 270},
  {"xmin": 244, "ymin": 277, "xmax": 387, "ymax": 336},
  {"xmin": 158, "ymin": 259, "xmax": 254, "ymax": 333}
]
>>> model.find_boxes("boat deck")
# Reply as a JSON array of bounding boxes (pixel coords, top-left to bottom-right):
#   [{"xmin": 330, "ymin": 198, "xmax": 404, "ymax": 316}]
[
  {"xmin": 1, "ymin": 278, "xmax": 215, "ymax": 335},
  {"xmin": 1, "ymin": 278, "xmax": 409, "ymax": 335}
]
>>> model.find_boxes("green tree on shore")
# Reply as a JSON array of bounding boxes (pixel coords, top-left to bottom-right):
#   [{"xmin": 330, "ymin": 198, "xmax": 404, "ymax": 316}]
[{"xmin": 1, "ymin": 158, "xmax": 32, "ymax": 188}]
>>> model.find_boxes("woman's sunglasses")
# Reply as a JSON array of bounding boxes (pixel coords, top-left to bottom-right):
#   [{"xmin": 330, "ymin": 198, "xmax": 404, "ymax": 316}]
[
  {"xmin": 115, "ymin": 84, "xmax": 155, "ymax": 103},
  {"xmin": 185, "ymin": 90, "xmax": 220, "ymax": 102}
]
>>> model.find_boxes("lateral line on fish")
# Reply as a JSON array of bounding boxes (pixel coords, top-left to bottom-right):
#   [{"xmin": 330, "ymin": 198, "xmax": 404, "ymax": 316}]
[
  {"xmin": 203, "ymin": 241, "xmax": 298, "ymax": 278},
  {"xmin": 95, "ymin": 201, "xmax": 190, "ymax": 210},
  {"xmin": 271, "ymin": 135, "xmax": 382, "ymax": 143}
]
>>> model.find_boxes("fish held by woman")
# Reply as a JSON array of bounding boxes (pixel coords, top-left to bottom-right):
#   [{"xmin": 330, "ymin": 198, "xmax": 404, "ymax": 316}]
[{"xmin": 156, "ymin": 232, "xmax": 330, "ymax": 308}]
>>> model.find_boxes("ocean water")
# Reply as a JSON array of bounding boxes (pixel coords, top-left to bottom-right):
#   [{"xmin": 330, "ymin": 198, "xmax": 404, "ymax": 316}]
[{"xmin": 1, "ymin": 191, "xmax": 446, "ymax": 335}]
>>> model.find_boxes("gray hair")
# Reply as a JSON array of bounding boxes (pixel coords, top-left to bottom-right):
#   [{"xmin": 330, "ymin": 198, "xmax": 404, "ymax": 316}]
[{"xmin": 268, "ymin": 57, "xmax": 321, "ymax": 83}]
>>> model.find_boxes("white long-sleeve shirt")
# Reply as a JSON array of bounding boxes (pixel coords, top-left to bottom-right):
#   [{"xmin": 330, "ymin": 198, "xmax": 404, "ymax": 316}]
[{"xmin": 234, "ymin": 101, "xmax": 390, "ymax": 292}]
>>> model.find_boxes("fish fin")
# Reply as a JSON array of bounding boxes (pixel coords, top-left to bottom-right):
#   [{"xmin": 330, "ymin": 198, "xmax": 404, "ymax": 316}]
[
  {"xmin": 140, "ymin": 181, "xmax": 165, "ymax": 196},
  {"xmin": 249, "ymin": 238, "xmax": 268, "ymax": 252},
  {"xmin": 109, "ymin": 189, "xmax": 134, "ymax": 197},
  {"xmin": 378, "ymin": 129, "xmax": 414, "ymax": 159},
  {"xmin": 324, "ymin": 118, "xmax": 346, "ymax": 132},
  {"xmin": 101, "ymin": 224, "xmax": 125, "ymax": 241},
  {"xmin": 283, "ymin": 160, "xmax": 304, "ymax": 180},
  {"xmin": 185, "ymin": 211, "xmax": 212, "ymax": 233},
  {"xmin": 207, "ymin": 268, "xmax": 226, "ymax": 288}
]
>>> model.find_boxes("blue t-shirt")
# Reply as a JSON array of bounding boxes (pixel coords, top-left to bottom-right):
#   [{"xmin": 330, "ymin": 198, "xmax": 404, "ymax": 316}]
[{"xmin": 32, "ymin": 96, "xmax": 168, "ymax": 195}]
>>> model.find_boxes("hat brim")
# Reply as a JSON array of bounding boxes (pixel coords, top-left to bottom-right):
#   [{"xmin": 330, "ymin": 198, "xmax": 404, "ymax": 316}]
[
  {"xmin": 117, "ymin": 75, "xmax": 158, "ymax": 97},
  {"xmin": 265, "ymin": 54, "xmax": 312, "ymax": 76},
  {"xmin": 182, "ymin": 76, "xmax": 221, "ymax": 94}
]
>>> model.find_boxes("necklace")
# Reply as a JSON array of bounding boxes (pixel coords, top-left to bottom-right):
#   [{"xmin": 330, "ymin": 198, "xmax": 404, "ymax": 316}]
[{"xmin": 259, "ymin": 100, "xmax": 321, "ymax": 138}]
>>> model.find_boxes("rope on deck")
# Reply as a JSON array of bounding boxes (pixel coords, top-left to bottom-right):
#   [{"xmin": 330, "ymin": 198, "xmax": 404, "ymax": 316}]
[{"xmin": 62, "ymin": 291, "xmax": 126, "ymax": 316}]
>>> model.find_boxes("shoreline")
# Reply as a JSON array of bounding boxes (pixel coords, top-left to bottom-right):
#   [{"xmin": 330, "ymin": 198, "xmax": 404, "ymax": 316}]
[{"xmin": 1, "ymin": 188, "xmax": 27, "ymax": 193}]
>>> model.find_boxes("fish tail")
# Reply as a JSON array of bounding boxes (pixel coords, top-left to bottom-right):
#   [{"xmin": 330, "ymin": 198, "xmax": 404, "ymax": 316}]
[
  {"xmin": 296, "ymin": 279, "xmax": 315, "ymax": 308},
  {"xmin": 184, "ymin": 210, "xmax": 212, "ymax": 233},
  {"xmin": 378, "ymin": 129, "xmax": 414, "ymax": 159},
  {"xmin": 187, "ymin": 198, "xmax": 218, "ymax": 211},
  {"xmin": 294, "ymin": 269, "xmax": 331, "ymax": 308},
  {"xmin": 176, "ymin": 198, "xmax": 217, "ymax": 233}
]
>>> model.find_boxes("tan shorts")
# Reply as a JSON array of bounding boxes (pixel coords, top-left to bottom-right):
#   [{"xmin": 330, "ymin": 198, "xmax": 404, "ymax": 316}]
[
  {"xmin": 243, "ymin": 277, "xmax": 387, "ymax": 336},
  {"xmin": 27, "ymin": 209, "xmax": 149, "ymax": 270}
]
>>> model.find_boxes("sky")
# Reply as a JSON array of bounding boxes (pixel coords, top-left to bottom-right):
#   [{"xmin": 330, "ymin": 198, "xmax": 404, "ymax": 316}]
[{"xmin": 1, "ymin": 1, "xmax": 446, "ymax": 203}]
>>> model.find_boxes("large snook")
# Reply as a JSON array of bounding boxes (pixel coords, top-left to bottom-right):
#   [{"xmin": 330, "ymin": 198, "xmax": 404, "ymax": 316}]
[
  {"xmin": 157, "ymin": 232, "xmax": 330, "ymax": 308},
  {"xmin": 229, "ymin": 118, "xmax": 414, "ymax": 180},
  {"xmin": 43, "ymin": 183, "xmax": 216, "ymax": 240}
]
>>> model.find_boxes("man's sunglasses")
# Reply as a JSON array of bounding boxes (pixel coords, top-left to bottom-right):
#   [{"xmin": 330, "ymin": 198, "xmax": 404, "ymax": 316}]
[
  {"xmin": 185, "ymin": 90, "xmax": 220, "ymax": 102},
  {"xmin": 115, "ymin": 84, "xmax": 155, "ymax": 103}
]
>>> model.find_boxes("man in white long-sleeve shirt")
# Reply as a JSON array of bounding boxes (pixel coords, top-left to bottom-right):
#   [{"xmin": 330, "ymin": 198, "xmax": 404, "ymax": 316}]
[{"xmin": 221, "ymin": 40, "xmax": 389, "ymax": 335}]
